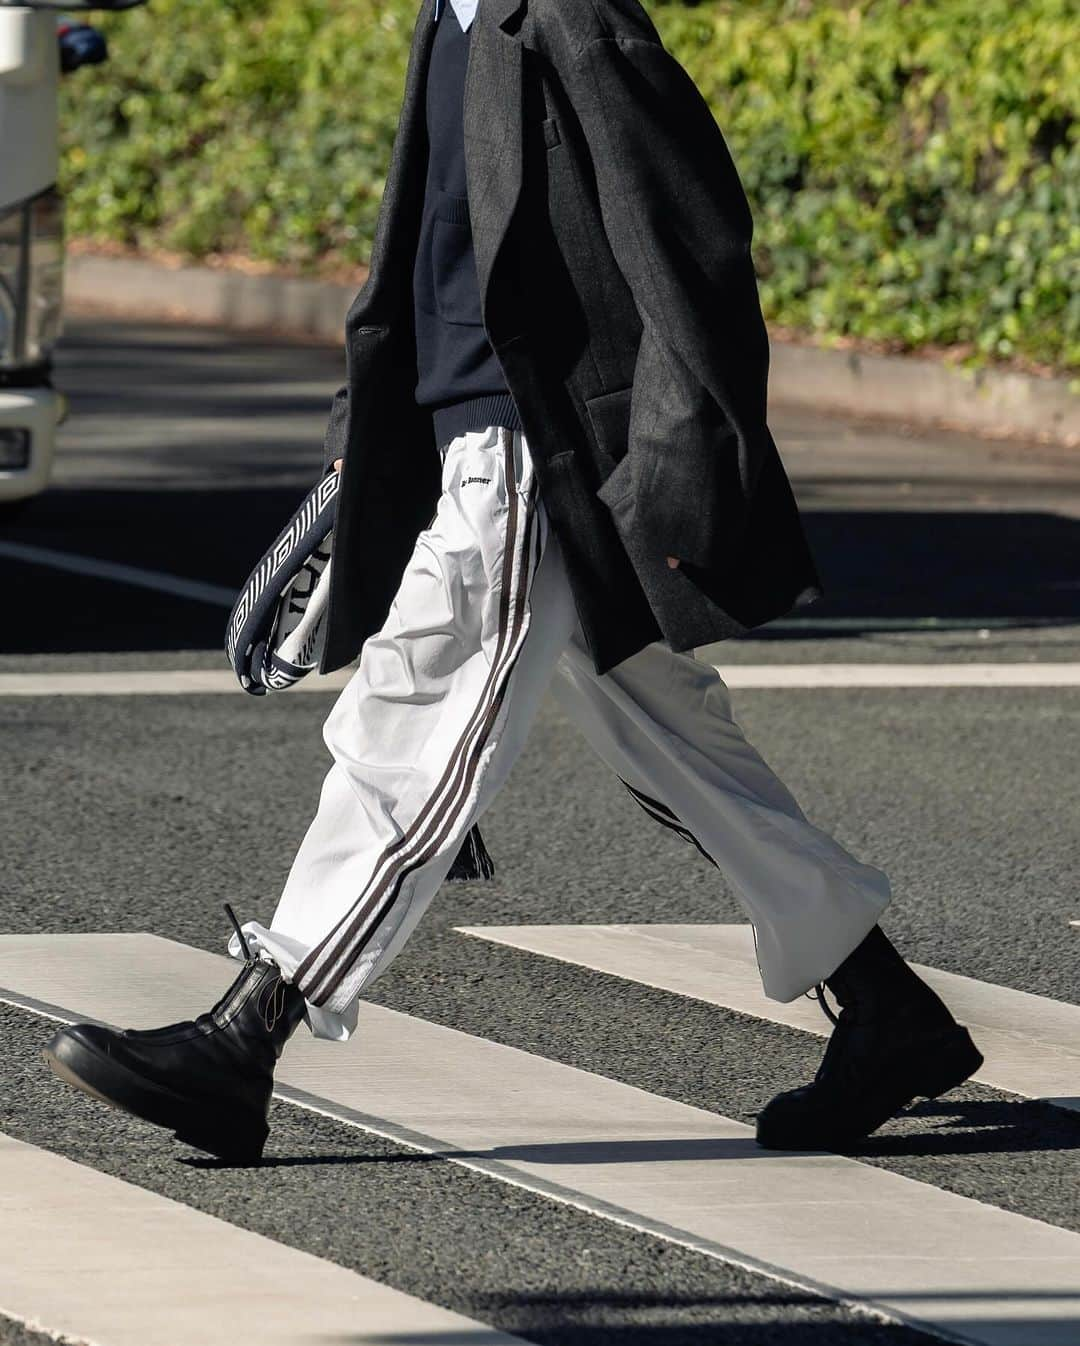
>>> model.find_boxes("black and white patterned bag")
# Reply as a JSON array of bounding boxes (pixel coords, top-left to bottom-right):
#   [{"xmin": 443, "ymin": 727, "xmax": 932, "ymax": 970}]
[{"xmin": 226, "ymin": 470, "xmax": 339, "ymax": 696}]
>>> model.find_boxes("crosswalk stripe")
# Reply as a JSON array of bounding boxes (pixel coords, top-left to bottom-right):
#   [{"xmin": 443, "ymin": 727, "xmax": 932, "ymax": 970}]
[
  {"xmin": 0, "ymin": 670, "xmax": 353, "ymax": 696},
  {"xmin": 715, "ymin": 664, "xmax": 1080, "ymax": 687},
  {"xmin": 3, "ymin": 664, "xmax": 1080, "ymax": 697},
  {"xmin": 458, "ymin": 924, "xmax": 1080, "ymax": 1115},
  {"xmin": 1, "ymin": 933, "xmax": 1079, "ymax": 1346},
  {"xmin": 0, "ymin": 1128, "xmax": 525, "ymax": 1346},
  {"xmin": 718, "ymin": 618, "xmax": 1066, "ymax": 633}
]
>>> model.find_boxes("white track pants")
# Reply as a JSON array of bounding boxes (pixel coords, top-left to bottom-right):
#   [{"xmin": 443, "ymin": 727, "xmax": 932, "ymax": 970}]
[{"xmin": 231, "ymin": 424, "xmax": 891, "ymax": 1040}]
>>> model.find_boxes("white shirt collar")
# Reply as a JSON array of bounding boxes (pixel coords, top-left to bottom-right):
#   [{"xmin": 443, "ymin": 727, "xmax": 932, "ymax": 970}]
[{"xmin": 433, "ymin": 0, "xmax": 478, "ymax": 31}]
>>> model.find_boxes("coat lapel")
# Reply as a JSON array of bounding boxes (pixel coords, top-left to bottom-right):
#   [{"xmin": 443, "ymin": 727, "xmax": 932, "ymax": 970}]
[
  {"xmin": 347, "ymin": 0, "xmax": 525, "ymax": 340},
  {"xmin": 345, "ymin": 0, "xmax": 437, "ymax": 331},
  {"xmin": 464, "ymin": 0, "xmax": 525, "ymax": 343}
]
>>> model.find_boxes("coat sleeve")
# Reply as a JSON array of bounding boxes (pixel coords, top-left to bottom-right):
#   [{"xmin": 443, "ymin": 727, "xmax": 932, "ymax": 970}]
[{"xmin": 570, "ymin": 29, "xmax": 772, "ymax": 570}]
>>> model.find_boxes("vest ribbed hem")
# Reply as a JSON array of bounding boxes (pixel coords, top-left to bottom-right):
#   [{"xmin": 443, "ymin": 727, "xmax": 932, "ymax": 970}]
[{"xmin": 432, "ymin": 392, "xmax": 524, "ymax": 450}]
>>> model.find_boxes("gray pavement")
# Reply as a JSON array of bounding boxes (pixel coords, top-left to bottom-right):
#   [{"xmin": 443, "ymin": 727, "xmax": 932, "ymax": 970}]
[{"xmin": 1, "ymin": 316, "xmax": 1078, "ymax": 1345}]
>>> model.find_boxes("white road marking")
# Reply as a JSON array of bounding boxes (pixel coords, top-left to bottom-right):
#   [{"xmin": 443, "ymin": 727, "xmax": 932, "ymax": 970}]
[
  {"xmin": 706, "ymin": 664, "xmax": 1080, "ymax": 688},
  {"xmin": 459, "ymin": 924, "xmax": 1080, "ymax": 1115},
  {"xmin": 0, "ymin": 1129, "xmax": 525, "ymax": 1346},
  {"xmin": 750, "ymin": 617, "xmax": 1071, "ymax": 631},
  {"xmin": 2, "ymin": 933, "xmax": 1079, "ymax": 1346},
  {"xmin": 3, "ymin": 664, "xmax": 1080, "ymax": 697},
  {"xmin": 0, "ymin": 540, "xmax": 236, "ymax": 606},
  {"xmin": 0, "ymin": 669, "xmax": 352, "ymax": 696}
]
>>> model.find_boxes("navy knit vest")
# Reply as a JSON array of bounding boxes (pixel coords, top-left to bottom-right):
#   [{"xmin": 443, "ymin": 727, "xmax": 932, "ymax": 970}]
[{"xmin": 412, "ymin": 2, "xmax": 522, "ymax": 449}]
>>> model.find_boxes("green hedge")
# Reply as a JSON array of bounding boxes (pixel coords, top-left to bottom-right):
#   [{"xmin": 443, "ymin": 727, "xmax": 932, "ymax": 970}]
[{"xmin": 60, "ymin": 0, "xmax": 1078, "ymax": 370}]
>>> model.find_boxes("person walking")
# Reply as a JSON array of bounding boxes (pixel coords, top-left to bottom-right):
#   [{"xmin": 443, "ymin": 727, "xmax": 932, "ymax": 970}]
[{"xmin": 44, "ymin": 0, "xmax": 982, "ymax": 1162}]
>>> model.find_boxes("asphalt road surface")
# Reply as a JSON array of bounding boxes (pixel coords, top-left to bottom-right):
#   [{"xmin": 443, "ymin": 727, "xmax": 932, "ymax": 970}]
[{"xmin": 1, "ymin": 316, "xmax": 1078, "ymax": 1346}]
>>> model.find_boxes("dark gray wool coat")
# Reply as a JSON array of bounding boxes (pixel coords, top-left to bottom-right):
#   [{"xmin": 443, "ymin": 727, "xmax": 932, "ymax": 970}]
[{"xmin": 318, "ymin": 0, "xmax": 824, "ymax": 678}]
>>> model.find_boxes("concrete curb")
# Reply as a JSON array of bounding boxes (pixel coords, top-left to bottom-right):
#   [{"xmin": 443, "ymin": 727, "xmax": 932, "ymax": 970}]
[
  {"xmin": 770, "ymin": 340, "xmax": 1078, "ymax": 448},
  {"xmin": 67, "ymin": 253, "xmax": 356, "ymax": 343},
  {"xmin": 66, "ymin": 252, "xmax": 1078, "ymax": 448}
]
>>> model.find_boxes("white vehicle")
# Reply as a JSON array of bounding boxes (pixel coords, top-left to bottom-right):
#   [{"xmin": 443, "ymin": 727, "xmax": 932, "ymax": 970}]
[{"xmin": 0, "ymin": 0, "xmax": 142, "ymax": 509}]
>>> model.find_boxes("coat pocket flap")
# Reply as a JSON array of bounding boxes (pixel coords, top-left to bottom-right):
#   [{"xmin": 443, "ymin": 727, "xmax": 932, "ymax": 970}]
[
  {"xmin": 595, "ymin": 454, "xmax": 634, "ymax": 511},
  {"xmin": 584, "ymin": 385, "xmax": 633, "ymax": 478}
]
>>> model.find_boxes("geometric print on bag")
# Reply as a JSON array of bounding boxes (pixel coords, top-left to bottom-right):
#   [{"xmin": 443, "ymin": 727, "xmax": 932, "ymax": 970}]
[{"xmin": 225, "ymin": 469, "xmax": 340, "ymax": 692}]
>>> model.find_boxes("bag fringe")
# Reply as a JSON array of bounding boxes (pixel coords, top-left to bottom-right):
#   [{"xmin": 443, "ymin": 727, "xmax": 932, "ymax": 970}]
[{"xmin": 446, "ymin": 823, "xmax": 496, "ymax": 883}]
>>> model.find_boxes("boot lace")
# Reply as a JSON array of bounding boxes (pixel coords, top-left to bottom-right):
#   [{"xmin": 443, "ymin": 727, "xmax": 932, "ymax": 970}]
[
  {"xmin": 806, "ymin": 981, "xmax": 840, "ymax": 1026},
  {"xmin": 805, "ymin": 981, "xmax": 874, "ymax": 1092},
  {"xmin": 258, "ymin": 974, "xmax": 289, "ymax": 1033},
  {"xmin": 224, "ymin": 902, "xmax": 255, "ymax": 964}
]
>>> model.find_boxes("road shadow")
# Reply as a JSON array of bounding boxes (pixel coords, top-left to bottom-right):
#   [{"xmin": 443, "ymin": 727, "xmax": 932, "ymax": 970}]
[
  {"xmin": 316, "ymin": 1321, "xmax": 933, "ymax": 1346},
  {"xmin": 464, "ymin": 1287, "xmax": 1080, "ymax": 1346},
  {"xmin": 316, "ymin": 1325, "xmax": 931, "ymax": 1346},
  {"xmin": 183, "ymin": 1101, "xmax": 1080, "ymax": 1172},
  {"xmin": 845, "ymin": 1096, "xmax": 1080, "ymax": 1158},
  {"xmin": 181, "ymin": 1136, "xmax": 770, "ymax": 1171},
  {"xmin": 3, "ymin": 499, "xmax": 1080, "ymax": 655},
  {"xmin": 2, "ymin": 484, "xmax": 311, "ymax": 655},
  {"xmin": 783, "ymin": 508, "xmax": 1080, "ymax": 633},
  {"xmin": 451, "ymin": 1288, "xmax": 1080, "ymax": 1346}
]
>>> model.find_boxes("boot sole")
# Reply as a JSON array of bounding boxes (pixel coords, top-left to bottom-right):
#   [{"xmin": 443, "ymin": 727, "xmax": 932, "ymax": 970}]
[
  {"xmin": 43, "ymin": 1028, "xmax": 269, "ymax": 1164},
  {"xmin": 757, "ymin": 1023, "xmax": 984, "ymax": 1151}
]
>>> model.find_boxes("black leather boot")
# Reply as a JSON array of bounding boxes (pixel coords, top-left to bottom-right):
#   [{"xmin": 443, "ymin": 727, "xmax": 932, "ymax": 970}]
[
  {"xmin": 756, "ymin": 925, "xmax": 983, "ymax": 1151},
  {"xmin": 42, "ymin": 906, "xmax": 307, "ymax": 1163}
]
